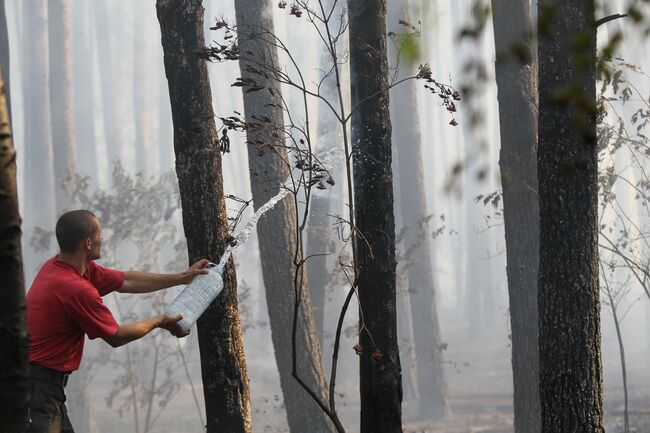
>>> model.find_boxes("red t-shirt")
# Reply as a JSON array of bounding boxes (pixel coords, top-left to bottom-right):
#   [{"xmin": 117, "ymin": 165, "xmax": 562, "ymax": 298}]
[{"xmin": 27, "ymin": 256, "xmax": 124, "ymax": 373}]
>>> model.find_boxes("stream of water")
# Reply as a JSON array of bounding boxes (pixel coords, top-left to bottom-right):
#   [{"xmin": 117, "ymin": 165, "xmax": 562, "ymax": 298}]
[{"xmin": 167, "ymin": 146, "xmax": 345, "ymax": 330}]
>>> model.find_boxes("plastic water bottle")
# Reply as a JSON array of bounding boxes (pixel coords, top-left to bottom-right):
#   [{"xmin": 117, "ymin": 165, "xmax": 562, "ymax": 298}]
[{"xmin": 166, "ymin": 264, "xmax": 225, "ymax": 332}]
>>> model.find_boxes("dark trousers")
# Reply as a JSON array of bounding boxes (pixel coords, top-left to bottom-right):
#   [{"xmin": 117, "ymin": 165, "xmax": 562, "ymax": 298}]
[{"xmin": 28, "ymin": 363, "xmax": 75, "ymax": 433}]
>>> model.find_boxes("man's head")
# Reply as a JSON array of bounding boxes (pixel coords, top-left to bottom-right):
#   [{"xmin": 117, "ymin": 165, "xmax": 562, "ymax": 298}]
[{"xmin": 55, "ymin": 210, "xmax": 103, "ymax": 260}]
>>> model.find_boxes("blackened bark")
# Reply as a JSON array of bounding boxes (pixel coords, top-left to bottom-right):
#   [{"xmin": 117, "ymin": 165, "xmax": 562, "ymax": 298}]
[
  {"xmin": 233, "ymin": 2, "xmax": 335, "ymax": 432},
  {"xmin": 491, "ymin": 2, "xmax": 540, "ymax": 433},
  {"xmin": 49, "ymin": 0, "xmax": 76, "ymax": 211},
  {"xmin": 537, "ymin": 1, "xmax": 602, "ymax": 432},
  {"xmin": 349, "ymin": 1, "xmax": 402, "ymax": 432},
  {"xmin": 387, "ymin": 0, "xmax": 448, "ymax": 421},
  {"xmin": 157, "ymin": 2, "xmax": 252, "ymax": 432},
  {"xmin": 0, "ymin": 69, "xmax": 30, "ymax": 433},
  {"xmin": 158, "ymin": 74, "xmax": 174, "ymax": 172}
]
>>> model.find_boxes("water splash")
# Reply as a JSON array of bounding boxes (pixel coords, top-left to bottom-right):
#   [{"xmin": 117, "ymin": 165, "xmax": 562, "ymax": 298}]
[
  {"xmin": 218, "ymin": 145, "xmax": 344, "ymax": 267},
  {"xmin": 167, "ymin": 145, "xmax": 345, "ymax": 330}
]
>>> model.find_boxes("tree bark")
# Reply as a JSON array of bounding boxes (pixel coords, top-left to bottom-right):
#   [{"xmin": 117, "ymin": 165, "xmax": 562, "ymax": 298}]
[
  {"xmin": 233, "ymin": 1, "xmax": 335, "ymax": 432},
  {"xmin": 157, "ymin": 2, "xmax": 252, "ymax": 432},
  {"xmin": 387, "ymin": 0, "xmax": 449, "ymax": 421},
  {"xmin": 158, "ymin": 72, "xmax": 174, "ymax": 173},
  {"xmin": 0, "ymin": 68, "xmax": 30, "ymax": 433},
  {"xmin": 49, "ymin": 0, "xmax": 76, "ymax": 211},
  {"xmin": 349, "ymin": 1, "xmax": 402, "ymax": 432},
  {"xmin": 537, "ymin": 1, "xmax": 602, "ymax": 432},
  {"xmin": 491, "ymin": 1, "xmax": 540, "ymax": 432},
  {"xmin": 0, "ymin": 0, "xmax": 10, "ymax": 118}
]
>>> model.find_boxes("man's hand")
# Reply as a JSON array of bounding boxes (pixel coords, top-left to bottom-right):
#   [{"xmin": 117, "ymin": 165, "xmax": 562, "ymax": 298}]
[
  {"xmin": 158, "ymin": 313, "xmax": 191, "ymax": 338},
  {"xmin": 178, "ymin": 259, "xmax": 210, "ymax": 285},
  {"xmin": 120, "ymin": 258, "xmax": 211, "ymax": 294}
]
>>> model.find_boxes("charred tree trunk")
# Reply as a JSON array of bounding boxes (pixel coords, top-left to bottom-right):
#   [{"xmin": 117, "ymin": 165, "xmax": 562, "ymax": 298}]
[
  {"xmin": 233, "ymin": 2, "xmax": 335, "ymax": 433},
  {"xmin": 349, "ymin": 1, "xmax": 402, "ymax": 432},
  {"xmin": 491, "ymin": 1, "xmax": 540, "ymax": 432},
  {"xmin": 49, "ymin": 0, "xmax": 76, "ymax": 211},
  {"xmin": 537, "ymin": 1, "xmax": 602, "ymax": 432},
  {"xmin": 158, "ymin": 73, "xmax": 174, "ymax": 173},
  {"xmin": 387, "ymin": 0, "xmax": 448, "ymax": 421},
  {"xmin": 0, "ymin": 69, "xmax": 30, "ymax": 433},
  {"xmin": 157, "ymin": 2, "xmax": 252, "ymax": 432}
]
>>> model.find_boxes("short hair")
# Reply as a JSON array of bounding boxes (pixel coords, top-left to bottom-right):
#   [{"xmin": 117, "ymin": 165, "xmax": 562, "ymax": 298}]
[{"xmin": 55, "ymin": 210, "xmax": 98, "ymax": 253}]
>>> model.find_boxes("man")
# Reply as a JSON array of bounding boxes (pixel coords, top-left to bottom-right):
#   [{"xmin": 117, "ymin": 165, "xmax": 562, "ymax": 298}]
[{"xmin": 26, "ymin": 210, "xmax": 209, "ymax": 433}]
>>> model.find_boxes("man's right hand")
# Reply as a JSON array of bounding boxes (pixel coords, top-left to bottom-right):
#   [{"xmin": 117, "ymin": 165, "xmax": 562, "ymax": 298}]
[{"xmin": 158, "ymin": 313, "xmax": 191, "ymax": 338}]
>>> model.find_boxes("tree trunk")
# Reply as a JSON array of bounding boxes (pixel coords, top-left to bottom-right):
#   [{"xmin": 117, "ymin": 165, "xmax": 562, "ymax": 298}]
[
  {"xmin": 23, "ymin": 0, "xmax": 55, "ymax": 281},
  {"xmin": 158, "ymin": 72, "xmax": 174, "ymax": 173},
  {"xmin": 133, "ymin": 2, "xmax": 151, "ymax": 174},
  {"xmin": 72, "ymin": 0, "xmax": 98, "ymax": 179},
  {"xmin": 537, "ymin": 1, "xmax": 602, "ymax": 432},
  {"xmin": 306, "ymin": 0, "xmax": 339, "ymax": 350},
  {"xmin": 349, "ymin": 1, "xmax": 402, "ymax": 432},
  {"xmin": 0, "ymin": 68, "xmax": 30, "ymax": 433},
  {"xmin": 491, "ymin": 1, "xmax": 540, "ymax": 433},
  {"xmin": 233, "ymin": 2, "xmax": 335, "ymax": 433},
  {"xmin": 0, "ymin": 0, "xmax": 10, "ymax": 117},
  {"xmin": 94, "ymin": 0, "xmax": 122, "ymax": 166},
  {"xmin": 49, "ymin": 0, "xmax": 75, "ymax": 211},
  {"xmin": 387, "ymin": 0, "xmax": 448, "ymax": 421},
  {"xmin": 157, "ymin": 2, "xmax": 252, "ymax": 433}
]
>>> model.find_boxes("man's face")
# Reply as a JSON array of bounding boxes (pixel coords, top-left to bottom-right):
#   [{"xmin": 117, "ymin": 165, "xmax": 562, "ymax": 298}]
[{"xmin": 88, "ymin": 219, "xmax": 103, "ymax": 261}]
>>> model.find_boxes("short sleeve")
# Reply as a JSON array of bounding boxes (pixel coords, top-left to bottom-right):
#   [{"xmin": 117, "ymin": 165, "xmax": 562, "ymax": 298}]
[
  {"xmin": 64, "ymin": 287, "xmax": 119, "ymax": 340},
  {"xmin": 87, "ymin": 261, "xmax": 125, "ymax": 296}
]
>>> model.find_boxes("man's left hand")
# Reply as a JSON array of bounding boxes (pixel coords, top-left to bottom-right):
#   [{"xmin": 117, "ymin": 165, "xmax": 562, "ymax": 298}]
[{"xmin": 178, "ymin": 259, "xmax": 210, "ymax": 285}]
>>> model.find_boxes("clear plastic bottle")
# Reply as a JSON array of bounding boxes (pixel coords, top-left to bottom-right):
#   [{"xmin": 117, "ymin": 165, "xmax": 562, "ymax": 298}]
[{"xmin": 166, "ymin": 264, "xmax": 225, "ymax": 332}]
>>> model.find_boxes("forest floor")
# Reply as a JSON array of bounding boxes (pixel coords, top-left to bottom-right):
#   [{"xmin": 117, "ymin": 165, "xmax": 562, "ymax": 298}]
[{"xmin": 91, "ymin": 319, "xmax": 650, "ymax": 433}]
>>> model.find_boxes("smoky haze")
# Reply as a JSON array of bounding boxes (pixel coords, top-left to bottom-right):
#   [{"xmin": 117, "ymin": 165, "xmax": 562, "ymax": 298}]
[{"xmin": 6, "ymin": 0, "xmax": 650, "ymax": 432}]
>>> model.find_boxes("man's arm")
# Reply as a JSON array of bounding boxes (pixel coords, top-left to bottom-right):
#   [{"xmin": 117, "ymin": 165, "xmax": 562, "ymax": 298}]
[
  {"xmin": 103, "ymin": 313, "xmax": 189, "ymax": 347},
  {"xmin": 118, "ymin": 259, "xmax": 210, "ymax": 294}
]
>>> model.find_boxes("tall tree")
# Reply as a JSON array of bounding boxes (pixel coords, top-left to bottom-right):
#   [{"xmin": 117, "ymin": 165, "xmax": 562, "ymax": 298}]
[
  {"xmin": 157, "ymin": 2, "xmax": 252, "ymax": 432},
  {"xmin": 133, "ymin": 1, "xmax": 151, "ymax": 174},
  {"xmin": 491, "ymin": 1, "xmax": 540, "ymax": 432},
  {"xmin": 0, "ymin": 0, "xmax": 10, "ymax": 115},
  {"xmin": 233, "ymin": 2, "xmax": 335, "ymax": 433},
  {"xmin": 23, "ymin": 0, "xmax": 55, "ymax": 281},
  {"xmin": 72, "ymin": 0, "xmax": 98, "ymax": 179},
  {"xmin": 94, "ymin": 0, "xmax": 122, "ymax": 167},
  {"xmin": 306, "ymin": 0, "xmax": 339, "ymax": 349},
  {"xmin": 0, "ymin": 68, "xmax": 29, "ymax": 433},
  {"xmin": 349, "ymin": 1, "xmax": 402, "ymax": 432},
  {"xmin": 48, "ymin": 0, "xmax": 76, "ymax": 211},
  {"xmin": 387, "ymin": 0, "xmax": 449, "ymax": 421},
  {"xmin": 537, "ymin": 1, "xmax": 602, "ymax": 432}
]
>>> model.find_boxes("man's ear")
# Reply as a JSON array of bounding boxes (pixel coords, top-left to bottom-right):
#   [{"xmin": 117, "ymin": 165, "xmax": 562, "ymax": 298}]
[{"xmin": 84, "ymin": 238, "xmax": 92, "ymax": 251}]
